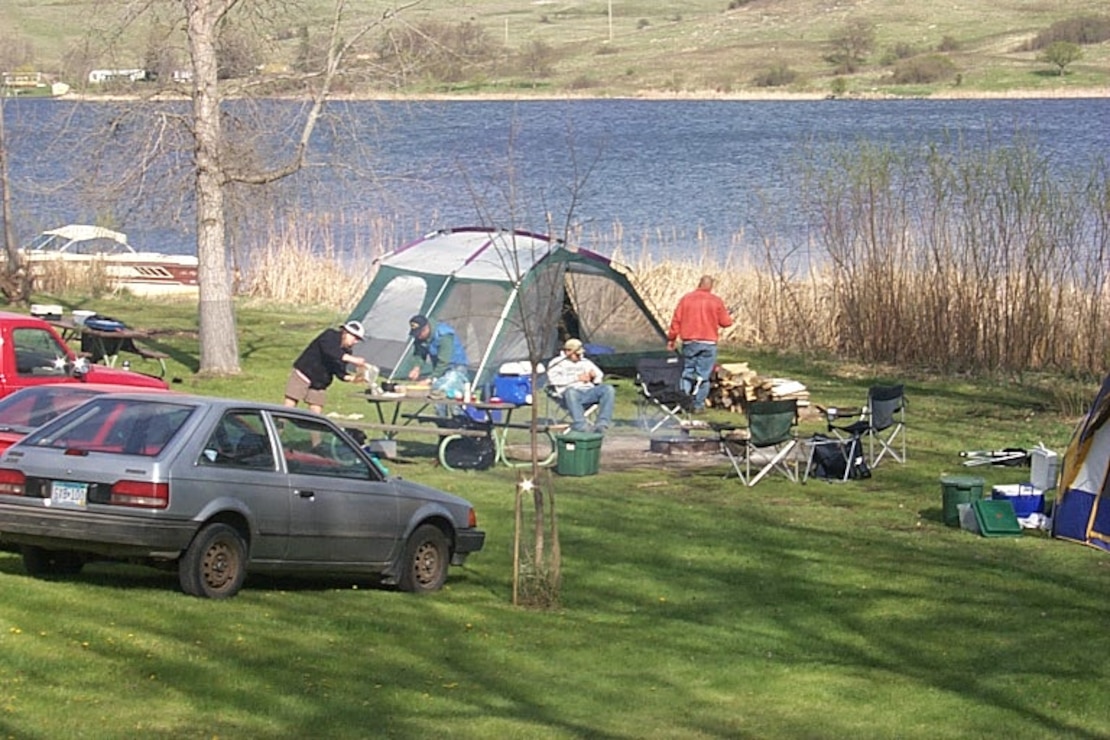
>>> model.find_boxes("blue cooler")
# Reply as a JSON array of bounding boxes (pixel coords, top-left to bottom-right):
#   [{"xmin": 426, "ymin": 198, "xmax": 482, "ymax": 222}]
[
  {"xmin": 494, "ymin": 374, "xmax": 532, "ymax": 405},
  {"xmin": 991, "ymin": 483, "xmax": 1045, "ymax": 517}
]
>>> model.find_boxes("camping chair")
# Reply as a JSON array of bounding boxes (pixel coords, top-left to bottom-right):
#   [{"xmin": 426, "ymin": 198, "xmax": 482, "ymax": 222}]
[
  {"xmin": 715, "ymin": 399, "xmax": 800, "ymax": 487},
  {"xmin": 542, "ymin": 382, "xmax": 599, "ymax": 430},
  {"xmin": 825, "ymin": 384, "xmax": 907, "ymax": 467},
  {"xmin": 635, "ymin": 356, "xmax": 697, "ymax": 433}
]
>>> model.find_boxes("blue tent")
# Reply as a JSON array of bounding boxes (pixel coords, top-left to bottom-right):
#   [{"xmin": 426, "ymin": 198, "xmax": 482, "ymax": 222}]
[{"xmin": 1054, "ymin": 373, "xmax": 1110, "ymax": 549}]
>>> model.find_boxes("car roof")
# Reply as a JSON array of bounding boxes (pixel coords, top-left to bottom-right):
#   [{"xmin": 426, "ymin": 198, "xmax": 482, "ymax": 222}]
[
  {"xmin": 90, "ymin": 392, "xmax": 326, "ymax": 418},
  {"xmin": 34, "ymin": 382, "xmax": 173, "ymax": 394}
]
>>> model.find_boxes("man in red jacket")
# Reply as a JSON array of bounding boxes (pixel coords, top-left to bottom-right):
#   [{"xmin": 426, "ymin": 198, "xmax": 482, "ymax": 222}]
[{"xmin": 666, "ymin": 275, "xmax": 734, "ymax": 412}]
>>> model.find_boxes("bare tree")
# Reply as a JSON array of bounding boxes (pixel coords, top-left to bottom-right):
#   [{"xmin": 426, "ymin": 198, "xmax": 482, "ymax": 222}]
[
  {"xmin": 454, "ymin": 116, "xmax": 603, "ymax": 607},
  {"xmin": 826, "ymin": 19, "xmax": 876, "ymax": 74},
  {"xmin": 0, "ymin": 99, "xmax": 29, "ymax": 303},
  {"xmin": 167, "ymin": 0, "xmax": 417, "ymax": 374}
]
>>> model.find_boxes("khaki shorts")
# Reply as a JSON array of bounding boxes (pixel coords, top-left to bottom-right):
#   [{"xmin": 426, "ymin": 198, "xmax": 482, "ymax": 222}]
[{"xmin": 284, "ymin": 370, "xmax": 327, "ymax": 407}]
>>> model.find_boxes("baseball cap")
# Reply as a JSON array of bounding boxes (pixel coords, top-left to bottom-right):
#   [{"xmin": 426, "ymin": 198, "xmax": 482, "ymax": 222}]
[
  {"xmin": 563, "ymin": 338, "xmax": 584, "ymax": 353},
  {"xmin": 342, "ymin": 320, "xmax": 365, "ymax": 341},
  {"xmin": 409, "ymin": 314, "xmax": 429, "ymax": 338}
]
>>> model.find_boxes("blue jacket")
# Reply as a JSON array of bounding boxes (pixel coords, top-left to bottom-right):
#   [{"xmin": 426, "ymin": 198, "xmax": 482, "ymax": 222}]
[{"xmin": 414, "ymin": 322, "xmax": 469, "ymax": 374}]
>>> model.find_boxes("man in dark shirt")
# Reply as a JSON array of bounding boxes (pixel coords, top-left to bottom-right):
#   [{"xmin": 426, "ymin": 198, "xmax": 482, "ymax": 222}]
[{"xmin": 283, "ymin": 320, "xmax": 369, "ymax": 414}]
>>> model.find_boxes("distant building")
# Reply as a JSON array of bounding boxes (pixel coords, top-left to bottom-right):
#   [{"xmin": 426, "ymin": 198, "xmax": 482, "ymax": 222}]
[
  {"xmin": 2, "ymin": 71, "xmax": 44, "ymax": 87},
  {"xmin": 88, "ymin": 69, "xmax": 148, "ymax": 84}
]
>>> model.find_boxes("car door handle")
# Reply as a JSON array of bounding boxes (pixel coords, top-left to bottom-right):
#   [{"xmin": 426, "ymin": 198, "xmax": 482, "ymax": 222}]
[{"xmin": 295, "ymin": 489, "xmax": 314, "ymax": 499}]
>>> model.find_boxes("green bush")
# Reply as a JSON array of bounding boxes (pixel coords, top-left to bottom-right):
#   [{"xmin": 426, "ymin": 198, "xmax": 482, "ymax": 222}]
[
  {"xmin": 890, "ymin": 54, "xmax": 957, "ymax": 84},
  {"xmin": 880, "ymin": 41, "xmax": 919, "ymax": 66},
  {"xmin": 936, "ymin": 35, "xmax": 961, "ymax": 52},
  {"xmin": 752, "ymin": 63, "xmax": 798, "ymax": 87}
]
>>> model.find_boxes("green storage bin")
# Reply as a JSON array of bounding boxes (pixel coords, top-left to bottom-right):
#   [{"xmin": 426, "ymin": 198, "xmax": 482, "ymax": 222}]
[
  {"xmin": 940, "ymin": 475, "xmax": 985, "ymax": 527},
  {"xmin": 555, "ymin": 432, "xmax": 603, "ymax": 476}
]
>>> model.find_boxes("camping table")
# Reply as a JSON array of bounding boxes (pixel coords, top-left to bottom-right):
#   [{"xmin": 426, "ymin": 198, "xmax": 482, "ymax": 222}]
[
  {"xmin": 48, "ymin": 318, "xmax": 169, "ymax": 377},
  {"xmin": 357, "ymin": 391, "xmax": 561, "ymax": 469}
]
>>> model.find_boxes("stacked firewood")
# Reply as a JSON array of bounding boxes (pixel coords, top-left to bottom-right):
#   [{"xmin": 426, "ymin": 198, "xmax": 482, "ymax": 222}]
[{"xmin": 707, "ymin": 362, "xmax": 810, "ymax": 413}]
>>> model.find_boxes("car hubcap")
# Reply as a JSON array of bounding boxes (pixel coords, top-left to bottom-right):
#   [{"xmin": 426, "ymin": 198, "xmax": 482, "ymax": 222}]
[
  {"xmin": 414, "ymin": 542, "xmax": 439, "ymax": 586},
  {"xmin": 203, "ymin": 542, "xmax": 236, "ymax": 589}
]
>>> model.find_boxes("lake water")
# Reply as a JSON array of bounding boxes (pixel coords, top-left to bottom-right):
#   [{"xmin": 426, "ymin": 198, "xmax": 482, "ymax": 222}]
[{"xmin": 4, "ymin": 96, "xmax": 1109, "ymax": 263}]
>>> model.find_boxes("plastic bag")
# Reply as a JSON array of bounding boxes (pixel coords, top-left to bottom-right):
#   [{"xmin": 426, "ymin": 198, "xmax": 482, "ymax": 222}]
[{"xmin": 432, "ymin": 368, "xmax": 468, "ymax": 399}]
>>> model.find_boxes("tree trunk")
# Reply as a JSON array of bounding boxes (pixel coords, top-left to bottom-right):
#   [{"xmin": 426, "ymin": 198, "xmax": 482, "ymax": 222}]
[
  {"xmin": 186, "ymin": 0, "xmax": 240, "ymax": 374},
  {"xmin": 0, "ymin": 101, "xmax": 28, "ymax": 304}
]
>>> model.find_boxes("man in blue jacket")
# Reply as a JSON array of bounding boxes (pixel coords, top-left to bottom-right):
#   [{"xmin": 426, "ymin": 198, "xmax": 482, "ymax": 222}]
[{"xmin": 405, "ymin": 314, "xmax": 470, "ymax": 382}]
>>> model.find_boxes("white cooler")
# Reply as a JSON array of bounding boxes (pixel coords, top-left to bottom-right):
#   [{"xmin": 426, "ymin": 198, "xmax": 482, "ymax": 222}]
[{"xmin": 1030, "ymin": 445, "xmax": 1059, "ymax": 491}]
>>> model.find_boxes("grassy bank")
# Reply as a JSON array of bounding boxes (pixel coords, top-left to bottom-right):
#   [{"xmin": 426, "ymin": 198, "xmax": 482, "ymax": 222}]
[
  {"xmin": 4, "ymin": 0, "xmax": 1109, "ymax": 99},
  {"xmin": 0, "ymin": 295, "xmax": 1106, "ymax": 737}
]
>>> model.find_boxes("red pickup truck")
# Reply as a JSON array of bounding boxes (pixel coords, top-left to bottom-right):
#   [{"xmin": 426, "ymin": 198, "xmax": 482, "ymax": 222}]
[{"xmin": 0, "ymin": 312, "xmax": 168, "ymax": 397}]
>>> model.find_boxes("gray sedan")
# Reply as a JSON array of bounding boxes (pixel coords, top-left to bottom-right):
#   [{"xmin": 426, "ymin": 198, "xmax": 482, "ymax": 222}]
[{"xmin": 0, "ymin": 393, "xmax": 485, "ymax": 598}]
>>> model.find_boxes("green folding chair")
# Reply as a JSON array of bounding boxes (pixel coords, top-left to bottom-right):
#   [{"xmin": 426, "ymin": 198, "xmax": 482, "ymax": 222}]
[{"xmin": 716, "ymin": 399, "xmax": 800, "ymax": 487}]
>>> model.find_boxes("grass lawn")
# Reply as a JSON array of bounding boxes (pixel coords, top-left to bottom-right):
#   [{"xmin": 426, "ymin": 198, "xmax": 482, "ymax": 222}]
[{"xmin": 0, "ymin": 296, "xmax": 1107, "ymax": 738}]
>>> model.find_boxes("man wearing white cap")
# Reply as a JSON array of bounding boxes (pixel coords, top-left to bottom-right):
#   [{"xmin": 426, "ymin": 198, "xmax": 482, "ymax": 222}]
[
  {"xmin": 283, "ymin": 320, "xmax": 370, "ymax": 414},
  {"xmin": 546, "ymin": 338, "xmax": 616, "ymax": 434}
]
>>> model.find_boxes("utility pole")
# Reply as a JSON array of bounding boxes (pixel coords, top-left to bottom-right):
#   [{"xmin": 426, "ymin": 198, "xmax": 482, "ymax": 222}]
[{"xmin": 608, "ymin": 0, "xmax": 613, "ymax": 42}]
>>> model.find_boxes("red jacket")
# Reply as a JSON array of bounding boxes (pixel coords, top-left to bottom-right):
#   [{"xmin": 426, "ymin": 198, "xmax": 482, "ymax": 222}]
[{"xmin": 667, "ymin": 288, "xmax": 733, "ymax": 343}]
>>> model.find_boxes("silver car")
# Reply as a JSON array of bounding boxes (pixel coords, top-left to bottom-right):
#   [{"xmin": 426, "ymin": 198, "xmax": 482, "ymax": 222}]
[{"xmin": 0, "ymin": 393, "xmax": 485, "ymax": 598}]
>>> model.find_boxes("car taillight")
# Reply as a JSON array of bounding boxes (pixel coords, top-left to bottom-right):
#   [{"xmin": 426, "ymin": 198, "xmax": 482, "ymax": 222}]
[
  {"xmin": 467, "ymin": 507, "xmax": 478, "ymax": 528},
  {"xmin": 0, "ymin": 468, "xmax": 25, "ymax": 496},
  {"xmin": 110, "ymin": 480, "xmax": 169, "ymax": 509}
]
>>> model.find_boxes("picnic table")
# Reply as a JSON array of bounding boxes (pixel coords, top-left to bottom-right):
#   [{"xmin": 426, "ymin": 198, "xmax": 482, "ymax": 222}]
[
  {"xmin": 49, "ymin": 318, "xmax": 169, "ymax": 377},
  {"xmin": 354, "ymin": 390, "xmax": 564, "ymax": 470}
]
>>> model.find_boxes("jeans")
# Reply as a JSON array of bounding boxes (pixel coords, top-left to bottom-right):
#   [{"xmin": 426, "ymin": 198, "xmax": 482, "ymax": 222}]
[
  {"xmin": 681, "ymin": 341, "xmax": 717, "ymax": 409},
  {"xmin": 562, "ymin": 384, "xmax": 616, "ymax": 433}
]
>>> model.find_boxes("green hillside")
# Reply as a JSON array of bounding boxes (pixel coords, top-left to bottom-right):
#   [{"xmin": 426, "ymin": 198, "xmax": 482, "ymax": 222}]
[{"xmin": 2, "ymin": 0, "xmax": 1109, "ymax": 97}]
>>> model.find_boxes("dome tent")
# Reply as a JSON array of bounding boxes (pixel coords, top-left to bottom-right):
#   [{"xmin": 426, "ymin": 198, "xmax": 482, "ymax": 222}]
[
  {"xmin": 346, "ymin": 227, "xmax": 668, "ymax": 388},
  {"xmin": 1054, "ymin": 373, "xmax": 1110, "ymax": 549}
]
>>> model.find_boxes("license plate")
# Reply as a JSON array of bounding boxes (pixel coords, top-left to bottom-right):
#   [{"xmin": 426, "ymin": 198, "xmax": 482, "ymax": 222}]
[{"xmin": 50, "ymin": 481, "xmax": 88, "ymax": 508}]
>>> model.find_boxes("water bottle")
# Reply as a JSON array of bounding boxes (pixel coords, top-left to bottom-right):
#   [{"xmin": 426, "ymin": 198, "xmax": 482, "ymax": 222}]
[{"xmin": 122, "ymin": 360, "xmax": 130, "ymax": 371}]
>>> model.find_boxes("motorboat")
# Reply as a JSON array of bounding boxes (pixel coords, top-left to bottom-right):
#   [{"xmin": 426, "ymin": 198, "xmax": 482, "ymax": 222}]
[{"xmin": 22, "ymin": 225, "xmax": 199, "ymax": 297}]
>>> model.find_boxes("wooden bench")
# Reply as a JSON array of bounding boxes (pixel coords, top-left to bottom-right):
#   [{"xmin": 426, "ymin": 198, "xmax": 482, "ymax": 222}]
[{"xmin": 123, "ymin": 342, "xmax": 169, "ymax": 378}]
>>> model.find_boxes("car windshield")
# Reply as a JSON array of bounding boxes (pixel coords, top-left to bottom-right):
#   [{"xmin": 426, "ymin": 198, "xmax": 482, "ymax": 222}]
[
  {"xmin": 0, "ymin": 386, "xmax": 106, "ymax": 432},
  {"xmin": 24, "ymin": 397, "xmax": 195, "ymax": 457}
]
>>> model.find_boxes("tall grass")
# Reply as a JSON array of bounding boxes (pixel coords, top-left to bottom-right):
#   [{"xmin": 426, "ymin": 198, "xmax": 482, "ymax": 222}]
[
  {"xmin": 622, "ymin": 137, "xmax": 1110, "ymax": 378},
  {"xmin": 804, "ymin": 138, "xmax": 1110, "ymax": 376}
]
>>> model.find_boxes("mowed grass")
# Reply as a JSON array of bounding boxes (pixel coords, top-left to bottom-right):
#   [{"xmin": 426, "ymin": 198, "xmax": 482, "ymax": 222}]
[{"xmin": 0, "ymin": 295, "xmax": 1108, "ymax": 738}]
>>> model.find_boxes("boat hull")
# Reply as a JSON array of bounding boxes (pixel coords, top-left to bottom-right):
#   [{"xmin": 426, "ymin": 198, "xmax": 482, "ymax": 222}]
[{"xmin": 25, "ymin": 253, "xmax": 199, "ymax": 298}]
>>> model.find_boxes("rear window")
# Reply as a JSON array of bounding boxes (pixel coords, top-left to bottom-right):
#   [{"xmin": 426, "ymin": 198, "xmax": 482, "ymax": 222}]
[
  {"xmin": 24, "ymin": 398, "xmax": 195, "ymax": 457},
  {"xmin": 0, "ymin": 387, "xmax": 104, "ymax": 431}
]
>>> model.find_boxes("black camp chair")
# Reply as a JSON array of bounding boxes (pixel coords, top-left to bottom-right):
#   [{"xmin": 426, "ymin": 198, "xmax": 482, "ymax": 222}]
[
  {"xmin": 823, "ymin": 384, "xmax": 907, "ymax": 468},
  {"xmin": 635, "ymin": 356, "xmax": 696, "ymax": 433}
]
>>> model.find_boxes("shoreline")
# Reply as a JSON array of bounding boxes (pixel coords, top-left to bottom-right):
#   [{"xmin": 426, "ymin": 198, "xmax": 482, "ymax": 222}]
[{"xmin": 64, "ymin": 85, "xmax": 1110, "ymax": 104}]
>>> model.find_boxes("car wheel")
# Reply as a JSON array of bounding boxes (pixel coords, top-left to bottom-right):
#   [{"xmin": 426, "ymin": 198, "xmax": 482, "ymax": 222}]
[
  {"xmin": 21, "ymin": 546, "xmax": 84, "ymax": 577},
  {"xmin": 178, "ymin": 523, "xmax": 247, "ymax": 599},
  {"xmin": 398, "ymin": 524, "xmax": 449, "ymax": 593}
]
